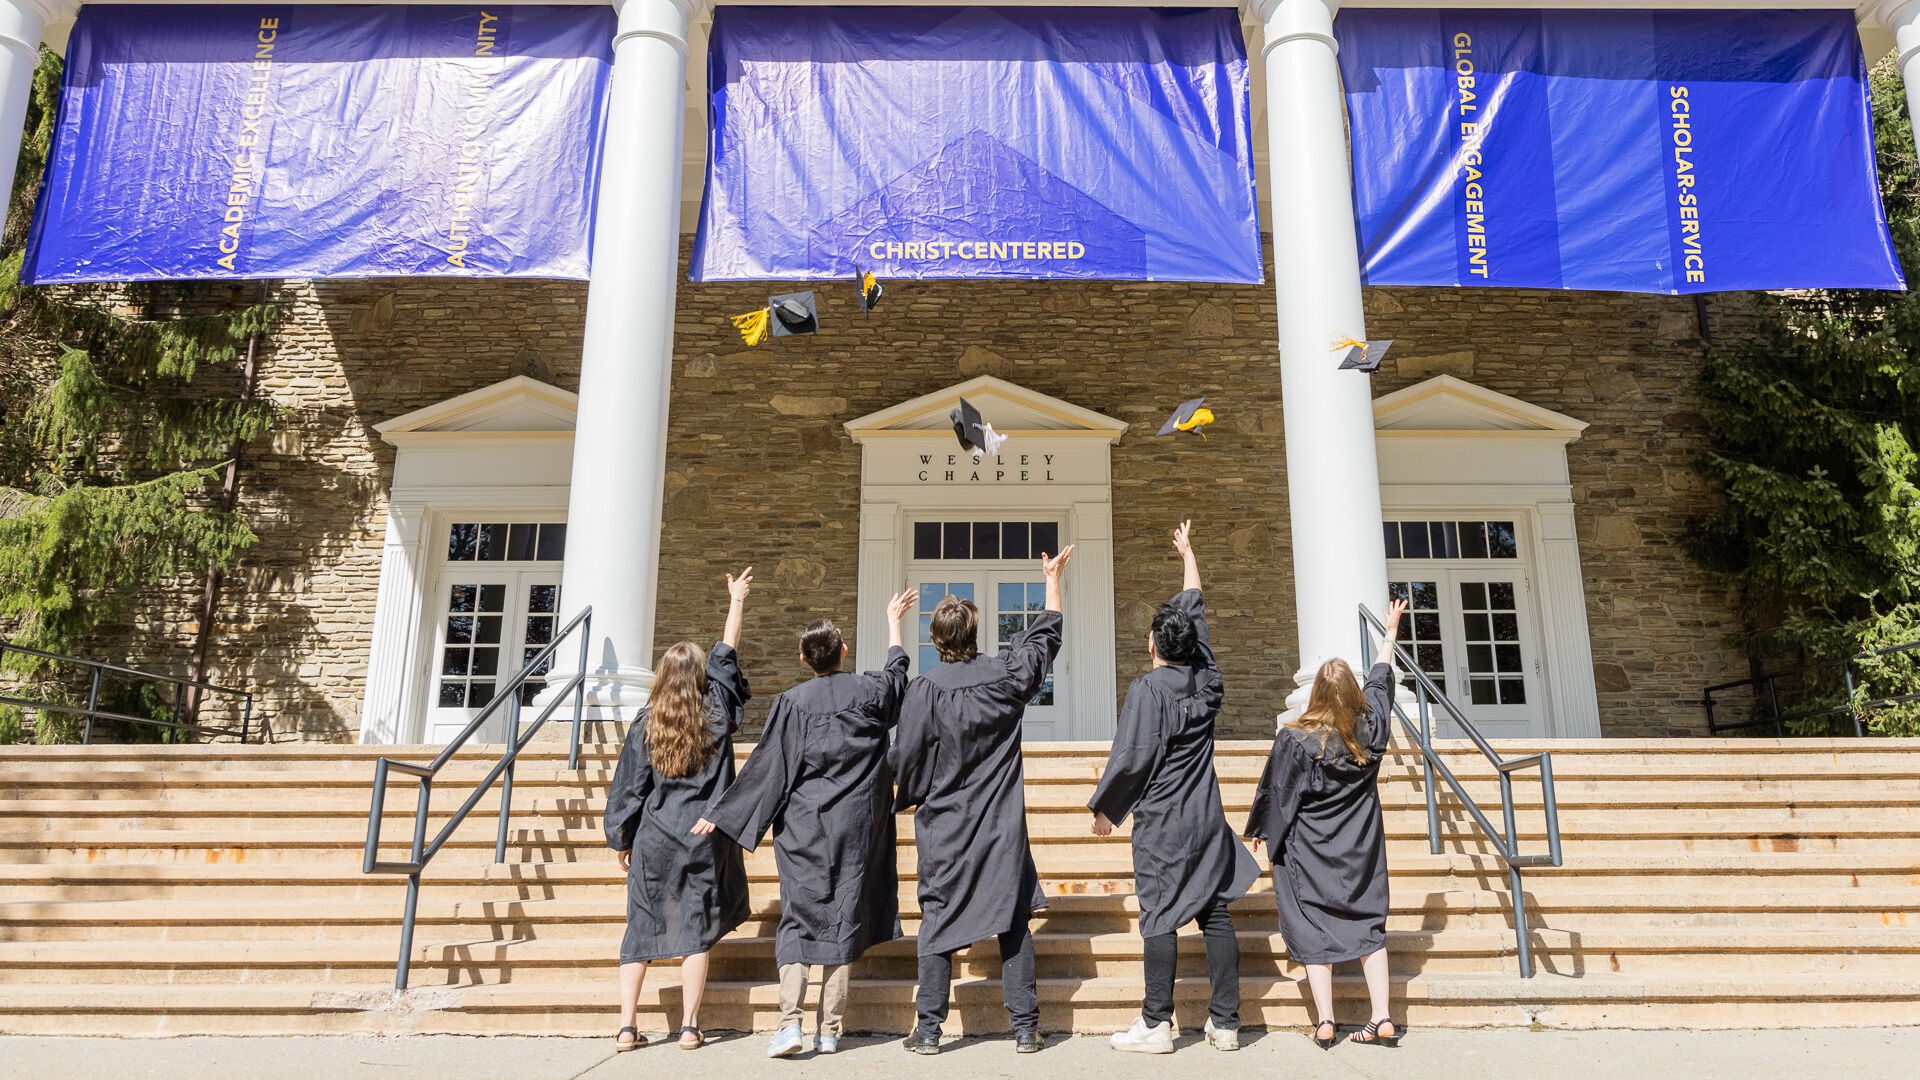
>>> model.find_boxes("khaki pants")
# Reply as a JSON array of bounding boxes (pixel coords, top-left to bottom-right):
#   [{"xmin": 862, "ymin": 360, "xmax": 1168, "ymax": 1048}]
[{"xmin": 778, "ymin": 962, "xmax": 851, "ymax": 1037}]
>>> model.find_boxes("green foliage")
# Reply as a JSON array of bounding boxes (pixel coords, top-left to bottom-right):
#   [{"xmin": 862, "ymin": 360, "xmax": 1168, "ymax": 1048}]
[
  {"xmin": 0, "ymin": 49, "xmax": 280, "ymax": 741},
  {"xmin": 1692, "ymin": 57, "xmax": 1920, "ymax": 736}
]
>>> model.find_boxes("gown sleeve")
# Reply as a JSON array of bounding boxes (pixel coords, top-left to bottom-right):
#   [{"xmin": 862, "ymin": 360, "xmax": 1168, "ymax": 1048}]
[
  {"xmin": 1003, "ymin": 609, "xmax": 1064, "ymax": 703},
  {"xmin": 890, "ymin": 680, "xmax": 936, "ymax": 813},
  {"xmin": 703, "ymin": 696, "xmax": 801, "ymax": 853},
  {"xmin": 704, "ymin": 640, "xmax": 752, "ymax": 739},
  {"xmin": 1086, "ymin": 680, "xmax": 1164, "ymax": 825},
  {"xmin": 1243, "ymin": 737, "xmax": 1308, "ymax": 858},
  {"xmin": 1360, "ymin": 661, "xmax": 1397, "ymax": 757},
  {"xmin": 603, "ymin": 720, "xmax": 654, "ymax": 852},
  {"xmin": 860, "ymin": 646, "xmax": 911, "ymax": 724},
  {"xmin": 1166, "ymin": 588, "xmax": 1225, "ymax": 714}
]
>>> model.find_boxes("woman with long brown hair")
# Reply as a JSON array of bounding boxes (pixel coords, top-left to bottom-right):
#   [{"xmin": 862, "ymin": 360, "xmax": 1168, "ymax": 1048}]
[
  {"xmin": 1245, "ymin": 597, "xmax": 1407, "ymax": 1050},
  {"xmin": 604, "ymin": 567, "xmax": 754, "ymax": 1052}
]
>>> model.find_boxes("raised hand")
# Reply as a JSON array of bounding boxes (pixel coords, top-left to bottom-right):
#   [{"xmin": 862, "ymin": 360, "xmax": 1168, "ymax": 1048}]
[
  {"xmin": 1173, "ymin": 519, "xmax": 1193, "ymax": 558},
  {"xmin": 1382, "ymin": 597, "xmax": 1409, "ymax": 643},
  {"xmin": 726, "ymin": 566, "xmax": 754, "ymax": 604},
  {"xmin": 1040, "ymin": 544, "xmax": 1075, "ymax": 581},
  {"xmin": 887, "ymin": 588, "xmax": 919, "ymax": 623}
]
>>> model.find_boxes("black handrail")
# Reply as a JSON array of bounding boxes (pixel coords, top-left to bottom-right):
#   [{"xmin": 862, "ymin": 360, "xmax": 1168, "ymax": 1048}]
[
  {"xmin": 0, "ymin": 641, "xmax": 259, "ymax": 743},
  {"xmin": 1703, "ymin": 637, "xmax": 1920, "ymax": 737},
  {"xmin": 1359, "ymin": 604, "xmax": 1564, "ymax": 978},
  {"xmin": 362, "ymin": 606, "xmax": 593, "ymax": 990}
]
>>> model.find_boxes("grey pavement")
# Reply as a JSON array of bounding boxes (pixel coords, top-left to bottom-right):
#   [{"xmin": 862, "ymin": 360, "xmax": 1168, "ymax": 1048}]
[{"xmin": 2, "ymin": 1029, "xmax": 1917, "ymax": 1080}]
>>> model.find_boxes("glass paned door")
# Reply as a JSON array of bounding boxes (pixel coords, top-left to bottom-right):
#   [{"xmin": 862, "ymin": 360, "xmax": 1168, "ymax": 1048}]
[
  {"xmin": 425, "ymin": 569, "xmax": 564, "ymax": 744},
  {"xmin": 1387, "ymin": 569, "xmax": 1545, "ymax": 739},
  {"xmin": 905, "ymin": 571, "xmax": 1063, "ymax": 739}
]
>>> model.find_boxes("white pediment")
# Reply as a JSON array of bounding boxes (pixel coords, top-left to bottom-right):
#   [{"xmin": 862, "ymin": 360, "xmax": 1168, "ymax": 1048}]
[
  {"xmin": 845, "ymin": 375, "xmax": 1128, "ymax": 442},
  {"xmin": 1373, "ymin": 375, "xmax": 1588, "ymax": 441},
  {"xmin": 376, "ymin": 376, "xmax": 577, "ymax": 443}
]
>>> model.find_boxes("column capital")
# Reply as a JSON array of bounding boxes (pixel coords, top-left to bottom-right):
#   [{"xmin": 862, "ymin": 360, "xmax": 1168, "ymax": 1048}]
[
  {"xmin": 611, "ymin": 0, "xmax": 711, "ymax": 56},
  {"xmin": 1862, "ymin": 0, "xmax": 1920, "ymax": 32},
  {"xmin": 1246, "ymin": 0, "xmax": 1340, "ymax": 58},
  {"xmin": 0, "ymin": 0, "xmax": 72, "ymax": 56}
]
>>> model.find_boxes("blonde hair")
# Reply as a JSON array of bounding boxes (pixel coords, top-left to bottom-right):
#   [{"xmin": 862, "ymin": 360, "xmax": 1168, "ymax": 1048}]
[
  {"xmin": 1288, "ymin": 657, "xmax": 1373, "ymax": 765},
  {"xmin": 646, "ymin": 641, "xmax": 713, "ymax": 777}
]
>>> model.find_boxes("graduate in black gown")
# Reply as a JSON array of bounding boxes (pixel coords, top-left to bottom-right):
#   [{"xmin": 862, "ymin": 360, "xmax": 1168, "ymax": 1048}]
[
  {"xmin": 1244, "ymin": 597, "xmax": 1408, "ymax": 1050},
  {"xmin": 1089, "ymin": 521, "xmax": 1259, "ymax": 1055},
  {"xmin": 894, "ymin": 544, "xmax": 1074, "ymax": 1056},
  {"xmin": 693, "ymin": 588, "xmax": 919, "ymax": 1058},
  {"xmin": 603, "ymin": 567, "xmax": 754, "ymax": 1053}
]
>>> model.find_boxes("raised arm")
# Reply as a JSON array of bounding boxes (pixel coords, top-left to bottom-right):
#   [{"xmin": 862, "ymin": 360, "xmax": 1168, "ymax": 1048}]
[
  {"xmin": 1360, "ymin": 598, "xmax": 1410, "ymax": 754},
  {"xmin": 1174, "ymin": 519, "xmax": 1200, "ymax": 593},
  {"xmin": 886, "ymin": 588, "xmax": 918, "ymax": 651},
  {"xmin": 1041, "ymin": 544, "xmax": 1075, "ymax": 614},
  {"xmin": 722, "ymin": 566, "xmax": 752, "ymax": 649}
]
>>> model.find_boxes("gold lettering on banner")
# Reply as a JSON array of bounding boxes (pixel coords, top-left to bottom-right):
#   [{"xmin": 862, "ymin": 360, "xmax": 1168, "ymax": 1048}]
[
  {"xmin": 868, "ymin": 239, "xmax": 1087, "ymax": 265},
  {"xmin": 1670, "ymin": 86, "xmax": 1705, "ymax": 286},
  {"xmin": 1453, "ymin": 31, "xmax": 1489, "ymax": 278},
  {"xmin": 445, "ymin": 11, "xmax": 502, "ymax": 270},
  {"xmin": 216, "ymin": 18, "xmax": 281, "ymax": 271}
]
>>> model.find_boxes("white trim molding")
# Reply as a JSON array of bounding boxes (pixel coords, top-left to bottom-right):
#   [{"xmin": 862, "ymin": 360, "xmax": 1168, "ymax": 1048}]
[{"xmin": 1374, "ymin": 376, "xmax": 1602, "ymax": 738}]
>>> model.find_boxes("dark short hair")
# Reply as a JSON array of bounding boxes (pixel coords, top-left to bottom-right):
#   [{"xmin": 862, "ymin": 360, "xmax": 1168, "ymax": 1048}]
[
  {"xmin": 800, "ymin": 619, "xmax": 844, "ymax": 674},
  {"xmin": 929, "ymin": 596, "xmax": 979, "ymax": 664},
  {"xmin": 1151, "ymin": 604, "xmax": 1198, "ymax": 665}
]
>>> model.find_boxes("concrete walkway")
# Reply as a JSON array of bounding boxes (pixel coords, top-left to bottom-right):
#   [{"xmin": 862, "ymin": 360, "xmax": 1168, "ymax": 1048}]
[{"xmin": 3, "ymin": 1029, "xmax": 1916, "ymax": 1080}]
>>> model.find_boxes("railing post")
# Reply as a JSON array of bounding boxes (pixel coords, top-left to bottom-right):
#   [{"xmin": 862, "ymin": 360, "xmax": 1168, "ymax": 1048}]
[
  {"xmin": 81, "ymin": 668, "xmax": 101, "ymax": 745},
  {"xmin": 1702, "ymin": 690, "xmax": 1717, "ymax": 735},
  {"xmin": 363, "ymin": 759, "xmax": 390, "ymax": 875},
  {"xmin": 170, "ymin": 678, "xmax": 185, "ymax": 742},
  {"xmin": 240, "ymin": 694, "xmax": 254, "ymax": 744},
  {"xmin": 1419, "ymin": 682, "xmax": 1440, "ymax": 855},
  {"xmin": 1841, "ymin": 667, "xmax": 1866, "ymax": 737},
  {"xmin": 568, "ymin": 611, "xmax": 591, "ymax": 772},
  {"xmin": 1767, "ymin": 677, "xmax": 1784, "ymax": 737},
  {"xmin": 396, "ymin": 778, "xmax": 432, "ymax": 991},
  {"xmin": 1511, "ymin": 864, "xmax": 1534, "ymax": 978},
  {"xmin": 1539, "ymin": 753, "xmax": 1563, "ymax": 867},
  {"xmin": 496, "ymin": 694, "xmax": 521, "ymax": 864}
]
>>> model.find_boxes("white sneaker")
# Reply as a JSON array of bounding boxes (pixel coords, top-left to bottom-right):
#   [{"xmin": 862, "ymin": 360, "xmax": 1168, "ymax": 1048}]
[
  {"xmin": 767, "ymin": 1025, "xmax": 805, "ymax": 1058},
  {"xmin": 815, "ymin": 1034, "xmax": 839, "ymax": 1055},
  {"xmin": 1204, "ymin": 1018, "xmax": 1240, "ymax": 1051},
  {"xmin": 1109, "ymin": 1016, "xmax": 1174, "ymax": 1055}
]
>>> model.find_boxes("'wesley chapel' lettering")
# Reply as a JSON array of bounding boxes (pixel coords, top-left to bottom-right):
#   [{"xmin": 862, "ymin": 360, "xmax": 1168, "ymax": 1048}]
[
  {"xmin": 915, "ymin": 452, "xmax": 1056, "ymax": 483},
  {"xmin": 1670, "ymin": 85, "xmax": 1706, "ymax": 286},
  {"xmin": 1453, "ymin": 32, "xmax": 1489, "ymax": 279},
  {"xmin": 216, "ymin": 18, "xmax": 281, "ymax": 272}
]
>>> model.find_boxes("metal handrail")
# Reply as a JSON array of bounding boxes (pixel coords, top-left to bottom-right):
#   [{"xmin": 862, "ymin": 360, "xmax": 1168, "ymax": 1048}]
[
  {"xmin": 1703, "ymin": 637, "xmax": 1920, "ymax": 737},
  {"xmin": 1358, "ymin": 604, "xmax": 1564, "ymax": 978},
  {"xmin": 362, "ymin": 606, "xmax": 593, "ymax": 989},
  {"xmin": 0, "ymin": 640, "xmax": 259, "ymax": 743}
]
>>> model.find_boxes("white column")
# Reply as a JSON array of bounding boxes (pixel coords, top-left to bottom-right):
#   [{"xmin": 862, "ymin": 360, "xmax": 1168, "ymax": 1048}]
[
  {"xmin": 552, "ymin": 0, "xmax": 703, "ymax": 709},
  {"xmin": 1866, "ymin": 2, "xmax": 1920, "ymax": 138},
  {"xmin": 0, "ymin": 1, "xmax": 56, "ymax": 206},
  {"xmin": 1533, "ymin": 503, "xmax": 1602, "ymax": 738},
  {"xmin": 1253, "ymin": 0, "xmax": 1390, "ymax": 714},
  {"xmin": 357, "ymin": 501, "xmax": 431, "ymax": 744},
  {"xmin": 852, "ymin": 498, "xmax": 899, "ymax": 673}
]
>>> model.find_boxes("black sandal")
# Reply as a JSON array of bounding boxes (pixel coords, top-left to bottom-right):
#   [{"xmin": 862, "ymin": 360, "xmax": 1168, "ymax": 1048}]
[
  {"xmin": 678, "ymin": 1025, "xmax": 705, "ymax": 1050},
  {"xmin": 1312, "ymin": 1019, "xmax": 1337, "ymax": 1049},
  {"xmin": 615, "ymin": 1026, "xmax": 644, "ymax": 1052},
  {"xmin": 1351, "ymin": 1019, "xmax": 1400, "ymax": 1047}
]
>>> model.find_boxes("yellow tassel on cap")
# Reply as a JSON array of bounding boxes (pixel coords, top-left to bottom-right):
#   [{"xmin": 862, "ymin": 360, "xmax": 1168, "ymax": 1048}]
[
  {"xmin": 732, "ymin": 307, "xmax": 771, "ymax": 346},
  {"xmin": 1330, "ymin": 335, "xmax": 1368, "ymax": 353}
]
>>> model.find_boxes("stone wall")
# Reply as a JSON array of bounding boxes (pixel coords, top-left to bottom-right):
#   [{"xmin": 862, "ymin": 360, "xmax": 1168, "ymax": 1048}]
[{"xmin": 123, "ymin": 240, "xmax": 1744, "ymax": 741}]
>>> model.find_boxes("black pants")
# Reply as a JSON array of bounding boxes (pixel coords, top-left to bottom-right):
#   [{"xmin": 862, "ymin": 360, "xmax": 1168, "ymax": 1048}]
[
  {"xmin": 913, "ymin": 913, "xmax": 1039, "ymax": 1037},
  {"xmin": 1142, "ymin": 898, "xmax": 1241, "ymax": 1029}
]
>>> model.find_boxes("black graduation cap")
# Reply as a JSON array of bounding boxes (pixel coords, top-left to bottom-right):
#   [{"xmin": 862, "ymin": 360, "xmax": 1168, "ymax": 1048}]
[
  {"xmin": 949, "ymin": 396, "xmax": 1007, "ymax": 461},
  {"xmin": 1156, "ymin": 397, "xmax": 1215, "ymax": 438},
  {"xmin": 857, "ymin": 268, "xmax": 883, "ymax": 317},
  {"xmin": 769, "ymin": 291, "xmax": 818, "ymax": 337},
  {"xmin": 1336, "ymin": 338, "xmax": 1394, "ymax": 373}
]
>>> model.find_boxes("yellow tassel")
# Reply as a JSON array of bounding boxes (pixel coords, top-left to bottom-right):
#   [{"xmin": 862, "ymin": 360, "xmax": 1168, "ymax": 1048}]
[
  {"xmin": 1330, "ymin": 335, "xmax": 1368, "ymax": 353},
  {"xmin": 732, "ymin": 307, "xmax": 771, "ymax": 346}
]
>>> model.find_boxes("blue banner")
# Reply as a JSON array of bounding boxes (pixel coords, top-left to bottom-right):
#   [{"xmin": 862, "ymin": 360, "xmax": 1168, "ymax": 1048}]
[
  {"xmin": 24, "ymin": 5, "xmax": 613, "ymax": 284},
  {"xmin": 1338, "ymin": 10, "xmax": 1905, "ymax": 294},
  {"xmin": 691, "ymin": 6, "xmax": 1262, "ymax": 283}
]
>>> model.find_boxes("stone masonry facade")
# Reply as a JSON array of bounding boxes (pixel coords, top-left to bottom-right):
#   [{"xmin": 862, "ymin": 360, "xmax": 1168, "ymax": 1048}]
[{"xmin": 117, "ymin": 239, "xmax": 1748, "ymax": 741}]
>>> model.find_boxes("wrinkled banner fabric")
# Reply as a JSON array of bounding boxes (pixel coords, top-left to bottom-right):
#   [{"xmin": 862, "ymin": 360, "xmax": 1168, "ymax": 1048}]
[
  {"xmin": 692, "ymin": 6, "xmax": 1262, "ymax": 283},
  {"xmin": 24, "ymin": 5, "xmax": 614, "ymax": 283},
  {"xmin": 1338, "ymin": 9, "xmax": 1904, "ymax": 294}
]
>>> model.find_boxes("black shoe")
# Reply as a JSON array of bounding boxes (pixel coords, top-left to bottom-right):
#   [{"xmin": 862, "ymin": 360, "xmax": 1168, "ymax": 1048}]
[
  {"xmin": 903, "ymin": 1032, "xmax": 941, "ymax": 1055},
  {"xmin": 1014, "ymin": 1031, "xmax": 1043, "ymax": 1054}
]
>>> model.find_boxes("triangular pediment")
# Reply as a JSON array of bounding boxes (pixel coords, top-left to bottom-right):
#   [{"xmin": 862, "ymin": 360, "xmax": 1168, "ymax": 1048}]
[
  {"xmin": 376, "ymin": 376, "xmax": 577, "ymax": 441},
  {"xmin": 845, "ymin": 375, "xmax": 1128, "ymax": 442},
  {"xmin": 1373, "ymin": 375, "xmax": 1588, "ymax": 439}
]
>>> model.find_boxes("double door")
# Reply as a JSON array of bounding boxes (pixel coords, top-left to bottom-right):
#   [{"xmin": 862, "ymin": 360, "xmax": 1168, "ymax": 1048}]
[
  {"xmin": 907, "ymin": 570, "xmax": 1065, "ymax": 739},
  {"xmin": 1387, "ymin": 568, "xmax": 1546, "ymax": 740},
  {"xmin": 424, "ymin": 568, "xmax": 564, "ymax": 744}
]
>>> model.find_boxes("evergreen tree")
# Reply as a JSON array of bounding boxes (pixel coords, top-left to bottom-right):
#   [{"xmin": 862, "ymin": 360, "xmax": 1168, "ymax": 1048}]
[
  {"xmin": 0, "ymin": 50, "xmax": 279, "ymax": 743},
  {"xmin": 1692, "ymin": 57, "xmax": 1920, "ymax": 736}
]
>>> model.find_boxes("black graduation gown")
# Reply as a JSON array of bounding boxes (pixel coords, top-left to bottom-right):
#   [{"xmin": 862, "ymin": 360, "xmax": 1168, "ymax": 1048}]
[
  {"xmin": 702, "ymin": 647, "xmax": 911, "ymax": 967},
  {"xmin": 891, "ymin": 611, "xmax": 1061, "ymax": 957},
  {"xmin": 1088, "ymin": 589, "xmax": 1259, "ymax": 937},
  {"xmin": 603, "ymin": 642, "xmax": 753, "ymax": 963},
  {"xmin": 1243, "ymin": 661, "xmax": 1396, "ymax": 965}
]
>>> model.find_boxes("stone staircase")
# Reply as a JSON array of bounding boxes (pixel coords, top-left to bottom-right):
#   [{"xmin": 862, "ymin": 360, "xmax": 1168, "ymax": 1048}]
[{"xmin": 1, "ymin": 738, "xmax": 1917, "ymax": 1036}]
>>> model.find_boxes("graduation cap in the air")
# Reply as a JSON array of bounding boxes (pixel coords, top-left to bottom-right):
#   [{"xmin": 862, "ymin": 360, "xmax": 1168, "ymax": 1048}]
[
  {"xmin": 857, "ymin": 268, "xmax": 883, "ymax": 317},
  {"xmin": 730, "ymin": 291, "xmax": 820, "ymax": 346},
  {"xmin": 949, "ymin": 396, "xmax": 1007, "ymax": 462},
  {"xmin": 1335, "ymin": 337, "xmax": 1394, "ymax": 373},
  {"xmin": 1156, "ymin": 397, "xmax": 1215, "ymax": 438}
]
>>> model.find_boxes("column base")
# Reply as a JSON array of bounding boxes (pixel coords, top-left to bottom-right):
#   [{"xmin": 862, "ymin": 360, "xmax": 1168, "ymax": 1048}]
[{"xmin": 528, "ymin": 665, "xmax": 656, "ymax": 746}]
